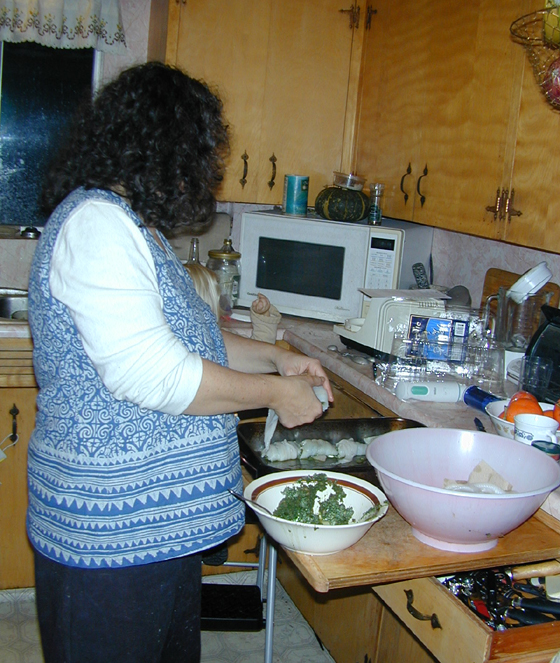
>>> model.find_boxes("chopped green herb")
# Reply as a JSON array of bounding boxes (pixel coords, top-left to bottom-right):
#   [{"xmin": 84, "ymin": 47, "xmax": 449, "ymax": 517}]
[{"xmin": 273, "ymin": 473, "xmax": 355, "ymax": 525}]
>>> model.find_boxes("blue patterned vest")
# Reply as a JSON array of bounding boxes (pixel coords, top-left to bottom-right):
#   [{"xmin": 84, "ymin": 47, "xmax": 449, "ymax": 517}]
[{"xmin": 27, "ymin": 188, "xmax": 244, "ymax": 568}]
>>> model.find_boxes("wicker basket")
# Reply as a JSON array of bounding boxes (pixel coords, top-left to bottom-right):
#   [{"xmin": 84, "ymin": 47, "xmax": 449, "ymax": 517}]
[{"xmin": 510, "ymin": 8, "xmax": 560, "ymax": 110}]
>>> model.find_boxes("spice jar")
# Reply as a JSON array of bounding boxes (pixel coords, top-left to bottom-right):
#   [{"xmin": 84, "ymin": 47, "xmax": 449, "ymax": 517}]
[{"xmin": 207, "ymin": 238, "xmax": 241, "ymax": 311}]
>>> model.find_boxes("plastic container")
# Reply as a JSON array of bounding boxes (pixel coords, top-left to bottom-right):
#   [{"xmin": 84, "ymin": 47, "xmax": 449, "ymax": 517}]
[
  {"xmin": 207, "ymin": 239, "xmax": 241, "ymax": 311},
  {"xmin": 463, "ymin": 385, "xmax": 500, "ymax": 412},
  {"xmin": 332, "ymin": 171, "xmax": 366, "ymax": 191}
]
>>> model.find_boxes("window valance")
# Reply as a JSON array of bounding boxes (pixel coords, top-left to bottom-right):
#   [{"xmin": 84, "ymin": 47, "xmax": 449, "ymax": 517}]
[{"xmin": 0, "ymin": 0, "xmax": 126, "ymax": 53}]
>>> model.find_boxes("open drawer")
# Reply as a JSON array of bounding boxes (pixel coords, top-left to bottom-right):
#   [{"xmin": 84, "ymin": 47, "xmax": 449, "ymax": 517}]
[{"xmin": 373, "ymin": 574, "xmax": 560, "ymax": 663}]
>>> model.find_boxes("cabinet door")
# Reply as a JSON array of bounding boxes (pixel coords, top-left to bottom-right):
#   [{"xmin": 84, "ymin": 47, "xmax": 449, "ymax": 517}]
[
  {"xmin": 0, "ymin": 388, "xmax": 37, "ymax": 589},
  {"xmin": 167, "ymin": 0, "xmax": 272, "ymax": 202},
  {"xmin": 356, "ymin": 0, "xmax": 526, "ymax": 239},
  {"xmin": 166, "ymin": 0, "xmax": 361, "ymax": 205},
  {"xmin": 258, "ymin": 0, "xmax": 361, "ymax": 205},
  {"xmin": 502, "ymin": 0, "xmax": 560, "ymax": 251},
  {"xmin": 355, "ymin": 0, "xmax": 427, "ymax": 221}
]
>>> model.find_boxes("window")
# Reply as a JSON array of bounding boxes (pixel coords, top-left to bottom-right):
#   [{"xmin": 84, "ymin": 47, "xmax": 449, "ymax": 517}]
[{"xmin": 0, "ymin": 42, "xmax": 100, "ymax": 226}]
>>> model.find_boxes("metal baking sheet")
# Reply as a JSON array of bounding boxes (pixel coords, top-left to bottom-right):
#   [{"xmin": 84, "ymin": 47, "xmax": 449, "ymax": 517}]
[{"xmin": 237, "ymin": 417, "xmax": 424, "ymax": 481}]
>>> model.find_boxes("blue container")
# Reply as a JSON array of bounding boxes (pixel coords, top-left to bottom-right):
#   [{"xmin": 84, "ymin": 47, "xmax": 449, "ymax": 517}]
[
  {"xmin": 463, "ymin": 385, "xmax": 500, "ymax": 412},
  {"xmin": 282, "ymin": 175, "xmax": 309, "ymax": 216}
]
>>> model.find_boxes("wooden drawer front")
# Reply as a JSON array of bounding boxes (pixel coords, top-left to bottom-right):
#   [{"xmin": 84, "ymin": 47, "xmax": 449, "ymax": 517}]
[{"xmin": 374, "ymin": 576, "xmax": 560, "ymax": 663}]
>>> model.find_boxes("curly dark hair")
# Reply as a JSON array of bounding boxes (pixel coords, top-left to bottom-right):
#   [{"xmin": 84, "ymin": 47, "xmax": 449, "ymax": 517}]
[{"xmin": 41, "ymin": 61, "xmax": 229, "ymax": 231}]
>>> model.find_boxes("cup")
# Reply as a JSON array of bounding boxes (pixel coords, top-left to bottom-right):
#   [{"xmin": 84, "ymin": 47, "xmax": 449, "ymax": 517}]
[
  {"xmin": 465, "ymin": 342, "xmax": 505, "ymax": 395},
  {"xmin": 517, "ymin": 355, "xmax": 553, "ymax": 399},
  {"xmin": 514, "ymin": 413, "xmax": 559, "ymax": 445},
  {"xmin": 531, "ymin": 440, "xmax": 560, "ymax": 462}
]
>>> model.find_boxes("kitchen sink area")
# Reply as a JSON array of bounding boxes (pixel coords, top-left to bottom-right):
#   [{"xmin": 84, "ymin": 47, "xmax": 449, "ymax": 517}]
[{"xmin": 0, "ymin": 289, "xmax": 28, "ymax": 320}]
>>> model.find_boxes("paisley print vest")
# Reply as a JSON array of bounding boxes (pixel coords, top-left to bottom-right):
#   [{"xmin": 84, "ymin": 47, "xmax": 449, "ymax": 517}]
[{"xmin": 27, "ymin": 188, "xmax": 244, "ymax": 568}]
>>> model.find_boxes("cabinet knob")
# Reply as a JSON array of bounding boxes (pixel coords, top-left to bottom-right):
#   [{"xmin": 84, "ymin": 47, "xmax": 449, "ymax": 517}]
[{"xmin": 404, "ymin": 589, "xmax": 442, "ymax": 629}]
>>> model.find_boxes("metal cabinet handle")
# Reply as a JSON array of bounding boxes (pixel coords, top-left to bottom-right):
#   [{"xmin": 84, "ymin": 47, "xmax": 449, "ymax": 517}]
[
  {"xmin": 504, "ymin": 188, "xmax": 522, "ymax": 222},
  {"xmin": 400, "ymin": 163, "xmax": 412, "ymax": 204},
  {"xmin": 405, "ymin": 589, "xmax": 442, "ymax": 629},
  {"xmin": 339, "ymin": 5, "xmax": 360, "ymax": 29},
  {"xmin": 268, "ymin": 153, "xmax": 277, "ymax": 190},
  {"xmin": 416, "ymin": 164, "xmax": 428, "ymax": 207},
  {"xmin": 365, "ymin": 5, "xmax": 377, "ymax": 29},
  {"xmin": 485, "ymin": 188, "xmax": 502, "ymax": 221},
  {"xmin": 9, "ymin": 403, "xmax": 19, "ymax": 443},
  {"xmin": 240, "ymin": 151, "xmax": 249, "ymax": 189}
]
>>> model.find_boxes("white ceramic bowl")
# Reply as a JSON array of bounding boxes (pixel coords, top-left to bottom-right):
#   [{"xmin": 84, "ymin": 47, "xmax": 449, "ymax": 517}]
[
  {"xmin": 366, "ymin": 428, "xmax": 560, "ymax": 552},
  {"xmin": 485, "ymin": 399, "xmax": 555, "ymax": 440},
  {"xmin": 244, "ymin": 470, "xmax": 388, "ymax": 555}
]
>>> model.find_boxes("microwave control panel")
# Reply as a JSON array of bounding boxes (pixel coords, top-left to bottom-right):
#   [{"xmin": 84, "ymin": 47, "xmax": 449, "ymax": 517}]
[{"xmin": 364, "ymin": 233, "xmax": 402, "ymax": 290}]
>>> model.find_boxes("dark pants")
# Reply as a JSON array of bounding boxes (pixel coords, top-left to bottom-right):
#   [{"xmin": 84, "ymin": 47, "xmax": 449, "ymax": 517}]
[{"xmin": 34, "ymin": 549, "xmax": 202, "ymax": 663}]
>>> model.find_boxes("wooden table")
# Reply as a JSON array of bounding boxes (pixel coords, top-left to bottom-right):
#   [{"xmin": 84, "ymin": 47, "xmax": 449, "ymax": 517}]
[{"xmin": 283, "ymin": 506, "xmax": 560, "ymax": 593}]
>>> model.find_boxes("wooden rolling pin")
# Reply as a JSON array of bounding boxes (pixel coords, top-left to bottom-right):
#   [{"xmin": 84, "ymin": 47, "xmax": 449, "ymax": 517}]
[{"xmin": 509, "ymin": 560, "xmax": 560, "ymax": 580}]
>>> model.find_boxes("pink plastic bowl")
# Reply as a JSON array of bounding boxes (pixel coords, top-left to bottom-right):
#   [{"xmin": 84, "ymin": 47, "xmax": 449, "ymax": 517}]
[{"xmin": 366, "ymin": 428, "xmax": 560, "ymax": 552}]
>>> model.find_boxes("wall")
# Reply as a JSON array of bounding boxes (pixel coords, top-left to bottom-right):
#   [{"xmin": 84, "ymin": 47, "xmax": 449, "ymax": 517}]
[{"xmin": 2, "ymin": 0, "xmax": 559, "ymax": 306}]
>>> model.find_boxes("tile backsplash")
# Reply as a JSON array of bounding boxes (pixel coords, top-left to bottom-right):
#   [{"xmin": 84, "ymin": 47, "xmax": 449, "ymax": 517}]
[{"xmin": 0, "ymin": 237, "xmax": 38, "ymax": 290}]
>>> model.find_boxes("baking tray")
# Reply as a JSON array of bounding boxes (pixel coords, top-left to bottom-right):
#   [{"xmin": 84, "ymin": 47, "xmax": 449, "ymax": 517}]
[{"xmin": 237, "ymin": 417, "xmax": 425, "ymax": 483}]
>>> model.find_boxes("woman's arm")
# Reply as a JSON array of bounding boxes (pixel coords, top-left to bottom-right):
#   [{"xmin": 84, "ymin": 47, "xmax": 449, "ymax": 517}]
[
  {"xmin": 222, "ymin": 330, "xmax": 333, "ymax": 395},
  {"xmin": 185, "ymin": 358, "xmax": 329, "ymax": 429}
]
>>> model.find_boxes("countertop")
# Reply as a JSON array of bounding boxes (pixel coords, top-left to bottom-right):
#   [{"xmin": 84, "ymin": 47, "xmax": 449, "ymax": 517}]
[{"xmin": 226, "ymin": 313, "xmax": 560, "ymax": 523}]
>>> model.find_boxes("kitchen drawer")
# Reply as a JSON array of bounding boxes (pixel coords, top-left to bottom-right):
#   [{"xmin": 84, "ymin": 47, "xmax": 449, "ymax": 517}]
[{"xmin": 373, "ymin": 575, "xmax": 560, "ymax": 663}]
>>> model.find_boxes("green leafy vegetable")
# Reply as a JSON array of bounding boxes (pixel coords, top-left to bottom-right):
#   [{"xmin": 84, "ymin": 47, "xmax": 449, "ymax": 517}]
[{"xmin": 273, "ymin": 473, "xmax": 355, "ymax": 525}]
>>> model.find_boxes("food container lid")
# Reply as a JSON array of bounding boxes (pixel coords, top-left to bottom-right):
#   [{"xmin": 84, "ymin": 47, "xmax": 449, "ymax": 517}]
[
  {"xmin": 507, "ymin": 261, "xmax": 552, "ymax": 304},
  {"xmin": 207, "ymin": 238, "xmax": 241, "ymax": 260}
]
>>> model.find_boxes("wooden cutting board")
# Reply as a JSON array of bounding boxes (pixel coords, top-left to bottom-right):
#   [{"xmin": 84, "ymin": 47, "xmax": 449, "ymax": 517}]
[{"xmin": 481, "ymin": 268, "xmax": 560, "ymax": 308}]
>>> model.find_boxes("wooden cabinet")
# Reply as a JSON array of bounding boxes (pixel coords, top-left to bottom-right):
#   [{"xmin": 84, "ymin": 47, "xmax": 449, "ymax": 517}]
[
  {"xmin": 277, "ymin": 551, "xmax": 436, "ymax": 663},
  {"xmin": 0, "ymin": 336, "xmax": 37, "ymax": 589},
  {"xmin": 500, "ymin": 0, "xmax": 560, "ymax": 251},
  {"xmin": 160, "ymin": 0, "xmax": 365, "ymax": 205},
  {"xmin": 355, "ymin": 0, "xmax": 530, "ymax": 242},
  {"xmin": 375, "ymin": 575, "xmax": 560, "ymax": 663}
]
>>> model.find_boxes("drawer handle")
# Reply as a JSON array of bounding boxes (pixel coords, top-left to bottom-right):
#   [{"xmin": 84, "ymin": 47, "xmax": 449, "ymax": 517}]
[{"xmin": 405, "ymin": 589, "xmax": 442, "ymax": 629}]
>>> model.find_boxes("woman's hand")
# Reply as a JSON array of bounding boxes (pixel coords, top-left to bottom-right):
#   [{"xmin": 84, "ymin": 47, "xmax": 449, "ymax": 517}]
[
  {"xmin": 271, "ymin": 374, "xmax": 327, "ymax": 428},
  {"xmin": 273, "ymin": 351, "xmax": 334, "ymax": 404}
]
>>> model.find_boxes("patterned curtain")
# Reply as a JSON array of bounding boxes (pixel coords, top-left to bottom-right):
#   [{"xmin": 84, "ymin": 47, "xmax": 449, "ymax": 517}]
[{"xmin": 0, "ymin": 0, "xmax": 126, "ymax": 53}]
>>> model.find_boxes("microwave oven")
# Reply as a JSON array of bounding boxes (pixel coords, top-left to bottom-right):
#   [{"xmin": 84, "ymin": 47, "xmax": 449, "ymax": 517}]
[{"xmin": 237, "ymin": 211, "xmax": 434, "ymax": 323}]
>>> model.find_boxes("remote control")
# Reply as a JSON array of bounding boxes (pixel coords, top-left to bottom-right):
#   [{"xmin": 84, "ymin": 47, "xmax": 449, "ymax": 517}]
[{"xmin": 412, "ymin": 262, "xmax": 430, "ymax": 289}]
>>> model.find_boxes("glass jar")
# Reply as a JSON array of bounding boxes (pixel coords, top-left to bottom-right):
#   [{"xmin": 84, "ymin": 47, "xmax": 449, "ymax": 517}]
[
  {"xmin": 368, "ymin": 182, "xmax": 385, "ymax": 225},
  {"xmin": 206, "ymin": 238, "xmax": 241, "ymax": 311}
]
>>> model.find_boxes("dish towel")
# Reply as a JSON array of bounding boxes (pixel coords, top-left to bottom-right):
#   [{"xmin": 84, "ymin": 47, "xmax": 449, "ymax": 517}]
[{"xmin": 263, "ymin": 386, "xmax": 329, "ymax": 452}]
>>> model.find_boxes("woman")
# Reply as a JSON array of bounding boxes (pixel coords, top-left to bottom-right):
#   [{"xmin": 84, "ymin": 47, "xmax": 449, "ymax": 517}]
[{"xmin": 27, "ymin": 61, "xmax": 332, "ymax": 663}]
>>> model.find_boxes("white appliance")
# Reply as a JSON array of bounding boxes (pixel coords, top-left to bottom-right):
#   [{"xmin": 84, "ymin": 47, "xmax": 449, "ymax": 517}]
[
  {"xmin": 237, "ymin": 210, "xmax": 433, "ymax": 323},
  {"xmin": 335, "ymin": 294, "xmax": 449, "ymax": 355}
]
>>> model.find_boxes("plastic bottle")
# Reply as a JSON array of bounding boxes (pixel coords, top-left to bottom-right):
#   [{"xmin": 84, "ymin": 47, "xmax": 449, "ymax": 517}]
[{"xmin": 462, "ymin": 385, "xmax": 501, "ymax": 412}]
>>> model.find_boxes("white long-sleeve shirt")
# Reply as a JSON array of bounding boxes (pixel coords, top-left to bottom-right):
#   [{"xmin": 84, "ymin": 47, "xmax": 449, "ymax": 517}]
[{"xmin": 49, "ymin": 199, "xmax": 203, "ymax": 415}]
